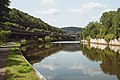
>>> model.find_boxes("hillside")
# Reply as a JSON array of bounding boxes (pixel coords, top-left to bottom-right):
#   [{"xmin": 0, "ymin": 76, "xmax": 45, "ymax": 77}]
[
  {"xmin": 61, "ymin": 27, "xmax": 82, "ymax": 35},
  {"xmin": 0, "ymin": 8, "xmax": 77, "ymax": 43},
  {"xmin": 1, "ymin": 8, "xmax": 63, "ymax": 33}
]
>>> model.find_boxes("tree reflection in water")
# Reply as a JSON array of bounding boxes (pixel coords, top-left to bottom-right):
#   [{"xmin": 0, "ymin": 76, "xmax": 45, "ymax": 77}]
[
  {"xmin": 80, "ymin": 44, "xmax": 120, "ymax": 80},
  {"xmin": 20, "ymin": 43, "xmax": 80, "ymax": 64},
  {"xmin": 21, "ymin": 43, "xmax": 120, "ymax": 80}
]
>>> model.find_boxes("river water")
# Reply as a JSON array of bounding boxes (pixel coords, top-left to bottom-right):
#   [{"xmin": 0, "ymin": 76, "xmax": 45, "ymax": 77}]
[{"xmin": 21, "ymin": 41, "xmax": 120, "ymax": 80}]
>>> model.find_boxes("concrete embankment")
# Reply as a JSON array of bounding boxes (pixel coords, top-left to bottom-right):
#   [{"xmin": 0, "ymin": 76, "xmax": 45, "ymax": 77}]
[
  {"xmin": 81, "ymin": 38, "xmax": 120, "ymax": 46},
  {"xmin": 81, "ymin": 38, "xmax": 120, "ymax": 53}
]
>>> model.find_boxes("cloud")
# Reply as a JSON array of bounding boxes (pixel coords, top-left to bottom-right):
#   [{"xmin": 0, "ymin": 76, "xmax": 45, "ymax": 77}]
[
  {"xmin": 69, "ymin": 2, "xmax": 107, "ymax": 16},
  {"xmin": 82, "ymin": 2, "xmax": 107, "ymax": 10},
  {"xmin": 39, "ymin": 63, "xmax": 59, "ymax": 70},
  {"xmin": 69, "ymin": 62, "xmax": 102, "ymax": 76},
  {"xmin": 41, "ymin": 0, "xmax": 56, "ymax": 5},
  {"xmin": 36, "ymin": 8, "xmax": 60, "ymax": 16},
  {"xmin": 68, "ymin": 9, "xmax": 84, "ymax": 16}
]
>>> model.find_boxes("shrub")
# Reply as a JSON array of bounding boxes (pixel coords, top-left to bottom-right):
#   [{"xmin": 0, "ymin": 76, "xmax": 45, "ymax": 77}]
[
  {"xmin": 38, "ymin": 38, "xmax": 43, "ymax": 42},
  {"xmin": 45, "ymin": 43, "xmax": 51, "ymax": 48},
  {"xmin": 58, "ymin": 37, "xmax": 62, "ymax": 40},
  {"xmin": 105, "ymin": 34, "xmax": 115, "ymax": 42},
  {"xmin": 0, "ymin": 30, "xmax": 11, "ymax": 43},
  {"xmin": 3, "ymin": 22, "xmax": 19, "ymax": 30},
  {"xmin": 27, "ymin": 40, "xmax": 36, "ymax": 44},
  {"xmin": 45, "ymin": 36, "xmax": 51, "ymax": 42},
  {"xmin": 20, "ymin": 39, "xmax": 27, "ymax": 45}
]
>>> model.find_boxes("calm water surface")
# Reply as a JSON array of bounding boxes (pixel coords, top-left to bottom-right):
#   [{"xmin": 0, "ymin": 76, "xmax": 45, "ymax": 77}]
[{"xmin": 21, "ymin": 41, "xmax": 120, "ymax": 80}]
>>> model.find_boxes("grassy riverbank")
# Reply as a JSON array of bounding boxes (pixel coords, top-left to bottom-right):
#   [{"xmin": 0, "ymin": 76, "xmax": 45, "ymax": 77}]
[{"xmin": 5, "ymin": 45, "xmax": 40, "ymax": 80}]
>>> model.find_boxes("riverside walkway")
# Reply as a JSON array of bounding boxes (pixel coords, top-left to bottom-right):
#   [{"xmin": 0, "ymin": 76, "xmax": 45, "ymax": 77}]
[
  {"xmin": 0, "ymin": 42, "xmax": 19, "ymax": 80},
  {"xmin": 0, "ymin": 47, "xmax": 9, "ymax": 80}
]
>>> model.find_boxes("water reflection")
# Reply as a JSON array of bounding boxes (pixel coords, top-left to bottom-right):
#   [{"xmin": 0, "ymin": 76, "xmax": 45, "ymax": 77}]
[
  {"xmin": 21, "ymin": 42, "xmax": 120, "ymax": 80},
  {"xmin": 90, "ymin": 44, "xmax": 108, "ymax": 50},
  {"xmin": 89, "ymin": 43, "xmax": 120, "ymax": 53},
  {"xmin": 109, "ymin": 45, "xmax": 120, "ymax": 53},
  {"xmin": 80, "ymin": 44, "xmax": 120, "ymax": 80},
  {"xmin": 21, "ymin": 43, "xmax": 80, "ymax": 64}
]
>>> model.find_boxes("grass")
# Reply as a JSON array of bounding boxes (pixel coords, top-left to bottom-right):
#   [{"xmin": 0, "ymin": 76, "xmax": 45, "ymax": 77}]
[
  {"xmin": 0, "ymin": 43, "xmax": 7, "ymax": 46},
  {"xmin": 10, "ymin": 42, "xmax": 21, "ymax": 47},
  {"xmin": 5, "ymin": 47, "xmax": 40, "ymax": 80},
  {"xmin": 0, "ymin": 42, "xmax": 21, "ymax": 47}
]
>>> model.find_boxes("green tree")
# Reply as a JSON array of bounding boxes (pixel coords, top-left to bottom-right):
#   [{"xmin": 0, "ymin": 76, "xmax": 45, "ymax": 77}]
[
  {"xmin": 80, "ymin": 8, "xmax": 120, "ymax": 41},
  {"xmin": 0, "ymin": 0, "xmax": 10, "ymax": 22}
]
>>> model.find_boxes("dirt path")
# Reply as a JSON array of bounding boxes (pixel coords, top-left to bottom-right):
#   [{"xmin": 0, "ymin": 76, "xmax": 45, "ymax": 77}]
[{"xmin": 0, "ymin": 47, "xmax": 9, "ymax": 80}]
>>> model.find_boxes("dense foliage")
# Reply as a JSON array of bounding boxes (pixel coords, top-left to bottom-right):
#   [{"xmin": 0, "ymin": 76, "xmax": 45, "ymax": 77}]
[
  {"xmin": 4, "ymin": 8, "xmax": 63, "ymax": 33},
  {"xmin": 0, "ymin": 30, "xmax": 11, "ymax": 43},
  {"xmin": 80, "ymin": 8, "xmax": 120, "ymax": 41},
  {"xmin": 0, "ymin": 1, "xmax": 67, "ymax": 43},
  {"xmin": 0, "ymin": 0, "xmax": 10, "ymax": 22}
]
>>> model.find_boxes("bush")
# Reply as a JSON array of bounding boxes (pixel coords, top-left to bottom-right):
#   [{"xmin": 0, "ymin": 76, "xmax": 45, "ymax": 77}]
[
  {"xmin": 105, "ymin": 34, "xmax": 115, "ymax": 42},
  {"xmin": 0, "ymin": 30, "xmax": 11, "ymax": 44},
  {"xmin": 45, "ymin": 43, "xmax": 51, "ymax": 48},
  {"xmin": 20, "ymin": 39, "xmax": 27, "ymax": 45},
  {"xmin": 45, "ymin": 36, "xmax": 52, "ymax": 42},
  {"xmin": 58, "ymin": 37, "xmax": 62, "ymax": 40},
  {"xmin": 27, "ymin": 40, "xmax": 36, "ymax": 44},
  {"xmin": 31, "ymin": 28, "xmax": 43, "ymax": 32},
  {"xmin": 20, "ymin": 46, "xmax": 27, "ymax": 51},
  {"xmin": 3, "ymin": 22, "xmax": 19, "ymax": 30},
  {"xmin": 38, "ymin": 38, "xmax": 43, "ymax": 42}
]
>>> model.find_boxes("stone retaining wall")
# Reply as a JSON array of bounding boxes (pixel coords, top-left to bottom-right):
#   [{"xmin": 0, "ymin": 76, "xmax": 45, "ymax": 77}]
[
  {"xmin": 81, "ymin": 38, "xmax": 120, "ymax": 46},
  {"xmin": 90, "ymin": 38, "xmax": 108, "ymax": 45},
  {"xmin": 109, "ymin": 38, "xmax": 120, "ymax": 46}
]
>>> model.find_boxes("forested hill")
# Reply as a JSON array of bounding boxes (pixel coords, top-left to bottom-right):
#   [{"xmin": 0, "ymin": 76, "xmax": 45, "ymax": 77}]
[
  {"xmin": 61, "ymin": 27, "xmax": 82, "ymax": 35},
  {"xmin": 0, "ymin": 8, "xmax": 78, "ymax": 43},
  {"xmin": 80, "ymin": 8, "xmax": 120, "ymax": 42},
  {"xmin": 1, "ymin": 8, "xmax": 63, "ymax": 33},
  {"xmin": 0, "ymin": 0, "xmax": 76, "ymax": 44}
]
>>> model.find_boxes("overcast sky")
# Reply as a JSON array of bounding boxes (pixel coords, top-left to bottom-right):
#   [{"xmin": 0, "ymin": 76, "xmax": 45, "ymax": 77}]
[{"xmin": 10, "ymin": 0, "xmax": 120, "ymax": 28}]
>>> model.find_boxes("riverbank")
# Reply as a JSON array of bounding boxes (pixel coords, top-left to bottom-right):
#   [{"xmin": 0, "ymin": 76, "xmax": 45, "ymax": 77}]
[
  {"xmin": 81, "ymin": 38, "xmax": 120, "ymax": 46},
  {"xmin": 0, "ymin": 42, "xmax": 43, "ymax": 80}
]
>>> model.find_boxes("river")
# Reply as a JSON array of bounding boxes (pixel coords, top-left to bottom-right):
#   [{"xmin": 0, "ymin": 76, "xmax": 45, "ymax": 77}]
[{"xmin": 21, "ymin": 41, "xmax": 120, "ymax": 80}]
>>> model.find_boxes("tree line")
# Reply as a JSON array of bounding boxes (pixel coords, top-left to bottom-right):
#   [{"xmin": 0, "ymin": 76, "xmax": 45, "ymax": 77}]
[{"xmin": 80, "ymin": 8, "xmax": 120, "ymax": 42}]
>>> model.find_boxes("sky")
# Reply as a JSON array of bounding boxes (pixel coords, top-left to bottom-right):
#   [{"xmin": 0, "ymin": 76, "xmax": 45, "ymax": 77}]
[{"xmin": 10, "ymin": 0, "xmax": 120, "ymax": 28}]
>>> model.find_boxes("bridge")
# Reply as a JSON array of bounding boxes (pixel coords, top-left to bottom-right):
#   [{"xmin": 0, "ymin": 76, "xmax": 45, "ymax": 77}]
[{"xmin": 9, "ymin": 28, "xmax": 77, "ymax": 41}]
